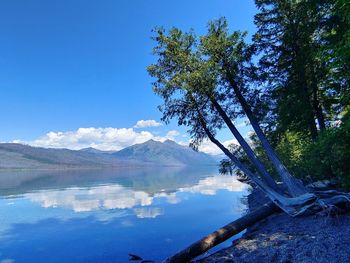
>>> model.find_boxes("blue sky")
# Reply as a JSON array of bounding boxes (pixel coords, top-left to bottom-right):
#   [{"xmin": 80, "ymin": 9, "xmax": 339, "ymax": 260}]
[{"xmin": 0, "ymin": 0, "xmax": 257, "ymax": 154}]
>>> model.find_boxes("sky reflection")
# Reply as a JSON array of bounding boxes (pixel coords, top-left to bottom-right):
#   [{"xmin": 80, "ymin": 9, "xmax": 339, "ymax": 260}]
[
  {"xmin": 0, "ymin": 169, "xmax": 249, "ymax": 262},
  {"xmin": 24, "ymin": 175, "xmax": 246, "ymax": 214}
]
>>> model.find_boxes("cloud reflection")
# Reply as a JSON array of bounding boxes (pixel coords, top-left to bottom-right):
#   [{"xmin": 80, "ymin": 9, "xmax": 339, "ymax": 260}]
[
  {"xmin": 133, "ymin": 207, "xmax": 163, "ymax": 218},
  {"xmin": 25, "ymin": 176, "xmax": 247, "ymax": 217},
  {"xmin": 179, "ymin": 176, "xmax": 246, "ymax": 195}
]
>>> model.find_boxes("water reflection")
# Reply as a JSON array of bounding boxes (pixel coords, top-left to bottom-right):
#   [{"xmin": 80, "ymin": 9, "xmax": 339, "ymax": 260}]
[
  {"xmin": 23, "ymin": 175, "xmax": 245, "ymax": 214},
  {"xmin": 0, "ymin": 167, "xmax": 249, "ymax": 262},
  {"xmin": 0, "ymin": 166, "xmax": 217, "ymax": 196}
]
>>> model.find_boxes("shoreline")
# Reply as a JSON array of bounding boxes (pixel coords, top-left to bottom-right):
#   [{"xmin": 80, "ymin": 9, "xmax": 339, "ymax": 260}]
[{"xmin": 199, "ymin": 187, "xmax": 350, "ymax": 263}]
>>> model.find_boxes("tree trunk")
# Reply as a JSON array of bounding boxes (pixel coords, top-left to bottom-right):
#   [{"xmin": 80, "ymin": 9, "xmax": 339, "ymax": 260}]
[
  {"xmin": 209, "ymin": 96, "xmax": 279, "ymax": 191},
  {"xmin": 301, "ymin": 79, "xmax": 319, "ymax": 140},
  {"xmin": 290, "ymin": 30, "xmax": 319, "ymax": 140},
  {"xmin": 224, "ymin": 73, "xmax": 308, "ymax": 197},
  {"xmin": 193, "ymin": 101, "xmax": 317, "ymax": 216},
  {"xmin": 200, "ymin": 110, "xmax": 343, "ymax": 216},
  {"xmin": 192, "ymin": 94, "xmax": 350, "ymax": 217},
  {"xmin": 312, "ymin": 82, "xmax": 326, "ymax": 131},
  {"xmin": 165, "ymin": 202, "xmax": 279, "ymax": 263}
]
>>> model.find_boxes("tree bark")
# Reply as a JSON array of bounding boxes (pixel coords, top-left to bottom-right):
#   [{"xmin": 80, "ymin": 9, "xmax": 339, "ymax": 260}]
[
  {"xmin": 209, "ymin": 96, "xmax": 279, "ymax": 191},
  {"xmin": 224, "ymin": 70, "xmax": 308, "ymax": 197},
  {"xmin": 165, "ymin": 202, "xmax": 279, "ymax": 263},
  {"xmin": 192, "ymin": 96, "xmax": 317, "ymax": 216},
  {"xmin": 192, "ymin": 99, "xmax": 279, "ymax": 195}
]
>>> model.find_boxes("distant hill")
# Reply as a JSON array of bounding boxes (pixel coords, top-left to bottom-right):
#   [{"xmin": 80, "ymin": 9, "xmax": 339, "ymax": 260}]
[
  {"xmin": 0, "ymin": 140, "xmax": 216, "ymax": 169},
  {"xmin": 79, "ymin": 147, "xmax": 115, "ymax": 154},
  {"xmin": 0, "ymin": 143, "xmax": 125, "ymax": 169},
  {"xmin": 112, "ymin": 139, "xmax": 216, "ymax": 166}
]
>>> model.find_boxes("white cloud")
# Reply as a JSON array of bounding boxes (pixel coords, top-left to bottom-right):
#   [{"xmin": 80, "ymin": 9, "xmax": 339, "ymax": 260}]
[
  {"xmin": 236, "ymin": 122, "xmax": 247, "ymax": 128},
  {"xmin": 11, "ymin": 122, "xmax": 185, "ymax": 151},
  {"xmin": 148, "ymin": 129, "xmax": 180, "ymax": 143},
  {"xmin": 134, "ymin": 119, "xmax": 161, "ymax": 128},
  {"xmin": 166, "ymin": 130, "xmax": 179, "ymax": 138},
  {"xmin": 163, "ymin": 130, "xmax": 180, "ymax": 141},
  {"xmin": 10, "ymin": 121, "xmax": 244, "ymax": 156},
  {"xmin": 16, "ymin": 127, "xmax": 155, "ymax": 151},
  {"xmin": 197, "ymin": 138, "xmax": 239, "ymax": 155},
  {"xmin": 178, "ymin": 141, "xmax": 189, "ymax": 147},
  {"xmin": 223, "ymin": 139, "xmax": 239, "ymax": 148}
]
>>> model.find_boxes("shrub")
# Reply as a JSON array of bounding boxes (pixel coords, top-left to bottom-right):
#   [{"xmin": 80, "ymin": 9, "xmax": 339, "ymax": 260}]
[{"xmin": 301, "ymin": 119, "xmax": 350, "ymax": 188}]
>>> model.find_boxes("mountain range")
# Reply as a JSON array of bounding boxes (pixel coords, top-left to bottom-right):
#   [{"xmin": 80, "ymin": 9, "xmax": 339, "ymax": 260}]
[
  {"xmin": 0, "ymin": 140, "xmax": 216, "ymax": 169},
  {"xmin": 113, "ymin": 139, "xmax": 215, "ymax": 166}
]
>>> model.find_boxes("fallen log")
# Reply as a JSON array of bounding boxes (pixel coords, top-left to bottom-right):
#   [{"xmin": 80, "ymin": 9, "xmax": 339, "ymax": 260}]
[{"xmin": 165, "ymin": 201, "xmax": 280, "ymax": 263}]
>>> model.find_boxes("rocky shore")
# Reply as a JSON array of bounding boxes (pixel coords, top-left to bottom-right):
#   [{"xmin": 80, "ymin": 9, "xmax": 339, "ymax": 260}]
[{"xmin": 199, "ymin": 187, "xmax": 350, "ymax": 263}]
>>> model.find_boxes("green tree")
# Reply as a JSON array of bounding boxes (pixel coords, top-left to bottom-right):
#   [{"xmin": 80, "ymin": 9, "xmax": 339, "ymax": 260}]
[
  {"xmin": 253, "ymin": 0, "xmax": 350, "ymax": 186},
  {"xmin": 321, "ymin": 0, "xmax": 350, "ymax": 118},
  {"xmin": 147, "ymin": 19, "xmax": 349, "ymax": 216},
  {"xmin": 147, "ymin": 26, "xmax": 280, "ymax": 191},
  {"xmin": 254, "ymin": 0, "xmax": 332, "ymax": 140}
]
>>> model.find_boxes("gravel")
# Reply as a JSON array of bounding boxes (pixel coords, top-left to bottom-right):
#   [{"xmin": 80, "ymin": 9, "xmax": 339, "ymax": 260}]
[{"xmin": 199, "ymin": 188, "xmax": 350, "ymax": 263}]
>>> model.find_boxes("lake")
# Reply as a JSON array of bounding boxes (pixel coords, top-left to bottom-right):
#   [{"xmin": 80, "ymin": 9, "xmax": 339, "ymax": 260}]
[{"xmin": 0, "ymin": 167, "xmax": 249, "ymax": 263}]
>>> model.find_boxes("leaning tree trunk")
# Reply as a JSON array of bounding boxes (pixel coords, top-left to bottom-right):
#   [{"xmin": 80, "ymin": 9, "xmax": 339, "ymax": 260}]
[
  {"xmin": 194, "ymin": 94, "xmax": 350, "ymax": 215},
  {"xmin": 225, "ymin": 72, "xmax": 308, "ymax": 197},
  {"xmin": 193, "ymin": 102, "xmax": 318, "ymax": 216},
  {"xmin": 209, "ymin": 96, "xmax": 279, "ymax": 192}
]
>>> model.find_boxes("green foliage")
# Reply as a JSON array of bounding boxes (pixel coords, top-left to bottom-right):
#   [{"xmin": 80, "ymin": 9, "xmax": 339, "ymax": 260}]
[
  {"xmin": 248, "ymin": 131, "xmax": 310, "ymax": 180},
  {"xmin": 300, "ymin": 119, "xmax": 350, "ymax": 188},
  {"xmin": 252, "ymin": 0, "xmax": 350, "ymax": 187},
  {"xmin": 147, "ymin": 26, "xmax": 217, "ymax": 147},
  {"xmin": 148, "ymin": 19, "xmax": 257, "ymax": 150},
  {"xmin": 256, "ymin": 118, "xmax": 350, "ymax": 189},
  {"xmin": 323, "ymin": 0, "xmax": 350, "ymax": 110},
  {"xmin": 274, "ymin": 132, "xmax": 311, "ymax": 176},
  {"xmin": 149, "ymin": 2, "xmax": 350, "ymax": 188},
  {"xmin": 253, "ymin": 0, "xmax": 350, "ymax": 140}
]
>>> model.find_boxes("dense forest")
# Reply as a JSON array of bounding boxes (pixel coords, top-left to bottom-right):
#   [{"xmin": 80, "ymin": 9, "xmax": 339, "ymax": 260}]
[{"xmin": 251, "ymin": 0, "xmax": 350, "ymax": 188}]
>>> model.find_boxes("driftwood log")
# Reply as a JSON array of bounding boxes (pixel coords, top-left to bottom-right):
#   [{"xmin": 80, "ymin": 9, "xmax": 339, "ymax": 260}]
[{"xmin": 165, "ymin": 202, "xmax": 279, "ymax": 263}]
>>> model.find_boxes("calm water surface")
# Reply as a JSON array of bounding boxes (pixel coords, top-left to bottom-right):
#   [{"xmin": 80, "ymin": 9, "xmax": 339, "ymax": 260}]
[{"xmin": 0, "ymin": 167, "xmax": 249, "ymax": 263}]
